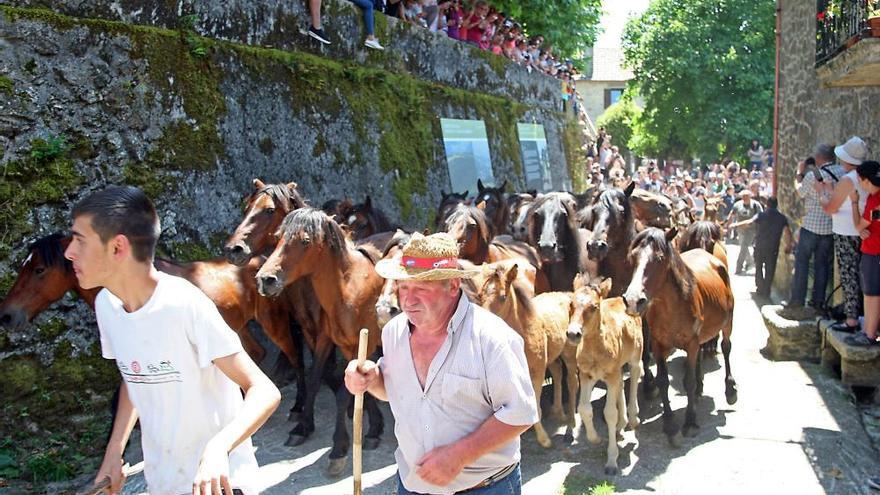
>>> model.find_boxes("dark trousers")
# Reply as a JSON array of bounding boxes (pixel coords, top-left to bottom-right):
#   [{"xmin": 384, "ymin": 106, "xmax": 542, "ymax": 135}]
[
  {"xmin": 754, "ymin": 247, "xmax": 778, "ymax": 297},
  {"xmin": 790, "ymin": 229, "xmax": 834, "ymax": 308}
]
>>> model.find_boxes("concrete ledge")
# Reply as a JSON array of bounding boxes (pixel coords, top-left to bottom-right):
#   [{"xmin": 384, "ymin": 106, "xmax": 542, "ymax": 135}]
[
  {"xmin": 761, "ymin": 304, "xmax": 821, "ymax": 361},
  {"xmin": 821, "ymin": 319, "xmax": 880, "ymax": 387}
]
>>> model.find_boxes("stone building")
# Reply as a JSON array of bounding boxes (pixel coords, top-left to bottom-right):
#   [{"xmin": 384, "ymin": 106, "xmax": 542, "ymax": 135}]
[{"xmin": 775, "ymin": 0, "xmax": 880, "ymax": 293}]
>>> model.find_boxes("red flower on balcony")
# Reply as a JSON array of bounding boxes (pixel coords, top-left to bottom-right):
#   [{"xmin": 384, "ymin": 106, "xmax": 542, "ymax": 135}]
[{"xmin": 817, "ymin": 11, "xmax": 826, "ymax": 21}]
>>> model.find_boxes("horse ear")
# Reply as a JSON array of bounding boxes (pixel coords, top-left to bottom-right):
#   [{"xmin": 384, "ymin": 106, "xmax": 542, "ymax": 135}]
[
  {"xmin": 501, "ymin": 179, "xmax": 509, "ymax": 191},
  {"xmin": 364, "ymin": 195, "xmax": 372, "ymax": 209},
  {"xmin": 286, "ymin": 181, "xmax": 298, "ymax": 191},
  {"xmin": 441, "ymin": 189, "xmax": 448, "ymax": 198},
  {"xmin": 624, "ymin": 181, "xmax": 635, "ymax": 197},
  {"xmin": 505, "ymin": 263, "xmax": 519, "ymax": 286},
  {"xmin": 422, "ymin": 228, "xmax": 431, "ymax": 236},
  {"xmin": 253, "ymin": 178, "xmax": 266, "ymax": 190},
  {"xmin": 666, "ymin": 227, "xmax": 679, "ymax": 243},
  {"xmin": 599, "ymin": 277, "xmax": 613, "ymax": 298},
  {"xmin": 527, "ymin": 189, "xmax": 537, "ymax": 197},
  {"xmin": 573, "ymin": 272, "xmax": 587, "ymax": 290},
  {"xmin": 476, "ymin": 200, "xmax": 487, "ymax": 210},
  {"xmin": 477, "ymin": 179, "xmax": 485, "ymax": 192},
  {"xmin": 463, "ymin": 190, "xmax": 469, "ymax": 198}
]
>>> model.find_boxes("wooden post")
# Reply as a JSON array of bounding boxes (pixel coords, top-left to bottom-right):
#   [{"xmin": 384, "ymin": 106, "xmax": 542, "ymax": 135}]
[{"xmin": 352, "ymin": 328, "xmax": 369, "ymax": 495}]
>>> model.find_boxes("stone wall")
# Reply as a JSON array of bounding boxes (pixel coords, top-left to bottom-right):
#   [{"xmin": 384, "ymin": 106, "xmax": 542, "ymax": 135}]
[{"xmin": 774, "ymin": 0, "xmax": 880, "ymax": 293}]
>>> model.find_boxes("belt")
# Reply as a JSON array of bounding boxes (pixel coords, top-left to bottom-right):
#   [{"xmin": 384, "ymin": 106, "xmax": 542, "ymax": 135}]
[{"xmin": 458, "ymin": 463, "xmax": 518, "ymax": 493}]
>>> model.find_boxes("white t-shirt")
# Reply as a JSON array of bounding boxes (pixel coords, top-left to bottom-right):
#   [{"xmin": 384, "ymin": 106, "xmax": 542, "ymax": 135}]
[
  {"xmin": 96, "ymin": 272, "xmax": 259, "ymax": 495},
  {"xmin": 831, "ymin": 169, "xmax": 867, "ymax": 236}
]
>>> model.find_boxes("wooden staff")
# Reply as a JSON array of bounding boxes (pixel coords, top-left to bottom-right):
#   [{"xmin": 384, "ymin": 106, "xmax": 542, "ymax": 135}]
[
  {"xmin": 78, "ymin": 461, "xmax": 145, "ymax": 495},
  {"xmin": 352, "ymin": 328, "xmax": 370, "ymax": 495}
]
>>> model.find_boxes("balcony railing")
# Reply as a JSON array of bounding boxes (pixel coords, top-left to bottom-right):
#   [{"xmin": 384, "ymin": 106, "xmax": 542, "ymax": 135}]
[{"xmin": 816, "ymin": 0, "xmax": 874, "ymax": 66}]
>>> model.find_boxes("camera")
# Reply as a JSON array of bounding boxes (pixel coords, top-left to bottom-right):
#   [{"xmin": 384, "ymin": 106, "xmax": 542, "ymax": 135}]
[{"xmin": 872, "ymin": 209, "xmax": 880, "ymax": 221}]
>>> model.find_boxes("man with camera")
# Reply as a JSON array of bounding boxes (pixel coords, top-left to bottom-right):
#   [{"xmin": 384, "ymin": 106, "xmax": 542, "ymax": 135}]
[{"xmin": 780, "ymin": 144, "xmax": 840, "ymax": 320}]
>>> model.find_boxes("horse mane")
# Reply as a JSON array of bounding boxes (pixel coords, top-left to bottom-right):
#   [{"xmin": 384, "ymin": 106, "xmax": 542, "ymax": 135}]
[
  {"xmin": 630, "ymin": 228, "xmax": 695, "ymax": 296},
  {"xmin": 595, "ymin": 188, "xmax": 632, "ymax": 228},
  {"xmin": 529, "ymin": 192, "xmax": 580, "ymax": 242},
  {"xmin": 255, "ymin": 183, "xmax": 309, "ymax": 212},
  {"xmin": 279, "ymin": 207, "xmax": 348, "ymax": 258},
  {"xmin": 29, "ymin": 233, "xmax": 71, "ymax": 272},
  {"xmin": 382, "ymin": 230, "xmax": 411, "ymax": 258},
  {"xmin": 446, "ymin": 203, "xmax": 493, "ymax": 241},
  {"xmin": 680, "ymin": 221, "xmax": 721, "ymax": 253}
]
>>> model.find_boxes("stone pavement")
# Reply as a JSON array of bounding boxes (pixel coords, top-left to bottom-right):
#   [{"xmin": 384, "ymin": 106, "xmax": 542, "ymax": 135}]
[{"xmin": 118, "ymin": 243, "xmax": 879, "ymax": 495}]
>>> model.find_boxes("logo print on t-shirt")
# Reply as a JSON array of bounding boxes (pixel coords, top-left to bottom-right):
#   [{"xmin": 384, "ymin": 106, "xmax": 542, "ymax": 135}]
[{"xmin": 118, "ymin": 359, "xmax": 182, "ymax": 385}]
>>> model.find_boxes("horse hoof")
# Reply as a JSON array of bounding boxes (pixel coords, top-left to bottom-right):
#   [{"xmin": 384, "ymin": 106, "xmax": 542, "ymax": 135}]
[
  {"xmin": 616, "ymin": 431, "xmax": 625, "ymax": 442},
  {"xmin": 587, "ymin": 435, "xmax": 602, "ymax": 445},
  {"xmin": 726, "ymin": 388, "xmax": 738, "ymax": 405},
  {"xmin": 285, "ymin": 434, "xmax": 308, "ymax": 447},
  {"xmin": 667, "ymin": 432, "xmax": 682, "ymax": 448},
  {"xmin": 682, "ymin": 424, "xmax": 699, "ymax": 438},
  {"xmin": 537, "ymin": 437, "xmax": 553, "ymax": 449},
  {"xmin": 288, "ymin": 410, "xmax": 302, "ymax": 422},
  {"xmin": 325, "ymin": 457, "xmax": 347, "ymax": 478},
  {"xmin": 604, "ymin": 465, "xmax": 620, "ymax": 476},
  {"xmin": 364, "ymin": 436, "xmax": 381, "ymax": 451}
]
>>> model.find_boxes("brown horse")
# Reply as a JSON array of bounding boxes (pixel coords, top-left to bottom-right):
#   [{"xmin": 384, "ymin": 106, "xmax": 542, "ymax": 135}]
[
  {"xmin": 478, "ymin": 261, "xmax": 578, "ymax": 449},
  {"xmin": 527, "ymin": 192, "xmax": 590, "ymax": 291},
  {"xmin": 629, "ymin": 189, "xmax": 673, "ymax": 229},
  {"xmin": 339, "ymin": 195, "xmax": 395, "ymax": 241},
  {"xmin": 507, "ymin": 192, "xmax": 537, "ymax": 241},
  {"xmin": 679, "ymin": 220, "xmax": 728, "ymax": 267},
  {"xmin": 580, "ymin": 182, "xmax": 637, "ymax": 297},
  {"xmin": 444, "ymin": 203, "xmax": 549, "ymax": 292},
  {"xmin": 224, "ymin": 179, "xmax": 308, "ymax": 266},
  {"xmin": 623, "ymin": 228, "xmax": 736, "ymax": 445},
  {"xmin": 435, "ymin": 189, "xmax": 469, "ymax": 231},
  {"xmin": 256, "ymin": 207, "xmax": 386, "ymax": 475},
  {"xmin": 475, "ymin": 179, "xmax": 509, "ymax": 236},
  {"xmin": 566, "ymin": 275, "xmax": 642, "ymax": 475},
  {"xmin": 0, "ymin": 233, "xmax": 301, "ymax": 372}
]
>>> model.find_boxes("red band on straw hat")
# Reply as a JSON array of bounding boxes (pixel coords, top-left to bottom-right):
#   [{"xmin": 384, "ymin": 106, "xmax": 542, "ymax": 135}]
[{"xmin": 400, "ymin": 256, "xmax": 457, "ymax": 270}]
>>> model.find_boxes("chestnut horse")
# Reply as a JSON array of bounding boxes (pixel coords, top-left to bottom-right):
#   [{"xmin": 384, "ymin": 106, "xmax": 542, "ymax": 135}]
[
  {"xmin": 566, "ymin": 275, "xmax": 642, "ymax": 475},
  {"xmin": 339, "ymin": 195, "xmax": 395, "ymax": 241},
  {"xmin": 679, "ymin": 221, "xmax": 728, "ymax": 268},
  {"xmin": 443, "ymin": 203, "xmax": 549, "ymax": 292},
  {"xmin": 256, "ymin": 207, "xmax": 385, "ymax": 476},
  {"xmin": 623, "ymin": 228, "xmax": 736, "ymax": 445},
  {"xmin": 526, "ymin": 192, "xmax": 591, "ymax": 291},
  {"xmin": 478, "ymin": 260, "xmax": 578, "ymax": 449},
  {"xmin": 475, "ymin": 179, "xmax": 509, "ymax": 236}
]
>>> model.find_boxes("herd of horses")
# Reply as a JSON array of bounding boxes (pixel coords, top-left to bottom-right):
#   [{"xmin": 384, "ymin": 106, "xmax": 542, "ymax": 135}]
[{"xmin": 0, "ymin": 177, "xmax": 736, "ymax": 477}]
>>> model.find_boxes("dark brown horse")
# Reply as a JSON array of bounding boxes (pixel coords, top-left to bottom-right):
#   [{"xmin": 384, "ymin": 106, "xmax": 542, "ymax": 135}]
[
  {"xmin": 475, "ymin": 179, "xmax": 509, "ymax": 236},
  {"xmin": 507, "ymin": 192, "xmax": 537, "ymax": 241},
  {"xmin": 580, "ymin": 182, "xmax": 637, "ymax": 297},
  {"xmin": 340, "ymin": 195, "xmax": 395, "ymax": 241},
  {"xmin": 526, "ymin": 192, "xmax": 590, "ymax": 291},
  {"xmin": 623, "ymin": 228, "xmax": 736, "ymax": 445},
  {"xmin": 435, "ymin": 189, "xmax": 469, "ymax": 231},
  {"xmin": 443, "ymin": 203, "xmax": 549, "ymax": 292},
  {"xmin": 255, "ymin": 207, "xmax": 385, "ymax": 476},
  {"xmin": 679, "ymin": 221, "xmax": 728, "ymax": 267},
  {"xmin": 224, "ymin": 179, "xmax": 308, "ymax": 266}
]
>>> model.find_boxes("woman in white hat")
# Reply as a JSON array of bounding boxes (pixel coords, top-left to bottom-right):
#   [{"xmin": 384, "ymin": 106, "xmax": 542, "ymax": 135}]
[{"xmin": 821, "ymin": 136, "xmax": 870, "ymax": 332}]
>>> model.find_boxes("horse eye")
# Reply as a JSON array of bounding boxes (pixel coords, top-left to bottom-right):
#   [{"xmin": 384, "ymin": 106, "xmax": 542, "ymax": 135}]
[
  {"xmin": 300, "ymin": 238, "xmax": 310, "ymax": 246},
  {"xmin": 35, "ymin": 267, "xmax": 45, "ymax": 275},
  {"xmin": 265, "ymin": 208, "xmax": 276, "ymax": 215}
]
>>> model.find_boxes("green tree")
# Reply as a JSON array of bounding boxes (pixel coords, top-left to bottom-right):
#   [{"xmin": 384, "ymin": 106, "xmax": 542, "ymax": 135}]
[
  {"xmin": 492, "ymin": 0, "xmax": 603, "ymax": 68},
  {"xmin": 622, "ymin": 0, "xmax": 775, "ymax": 162},
  {"xmin": 595, "ymin": 97, "xmax": 641, "ymax": 158}
]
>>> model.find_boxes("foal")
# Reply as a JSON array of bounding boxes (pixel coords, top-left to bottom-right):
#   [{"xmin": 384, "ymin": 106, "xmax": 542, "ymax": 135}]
[
  {"xmin": 566, "ymin": 275, "xmax": 642, "ymax": 475},
  {"xmin": 479, "ymin": 261, "xmax": 577, "ymax": 448}
]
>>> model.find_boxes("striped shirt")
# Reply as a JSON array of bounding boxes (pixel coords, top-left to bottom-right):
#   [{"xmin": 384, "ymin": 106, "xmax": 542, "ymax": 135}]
[
  {"xmin": 796, "ymin": 162, "xmax": 842, "ymax": 235},
  {"xmin": 379, "ymin": 292, "xmax": 539, "ymax": 495}
]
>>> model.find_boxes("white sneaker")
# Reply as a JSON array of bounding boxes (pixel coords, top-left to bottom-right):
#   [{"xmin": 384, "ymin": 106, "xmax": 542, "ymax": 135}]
[{"xmin": 365, "ymin": 38, "xmax": 384, "ymax": 50}]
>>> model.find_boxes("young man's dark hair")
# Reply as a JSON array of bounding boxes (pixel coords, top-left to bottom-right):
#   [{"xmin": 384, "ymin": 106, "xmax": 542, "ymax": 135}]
[{"xmin": 71, "ymin": 186, "xmax": 160, "ymax": 262}]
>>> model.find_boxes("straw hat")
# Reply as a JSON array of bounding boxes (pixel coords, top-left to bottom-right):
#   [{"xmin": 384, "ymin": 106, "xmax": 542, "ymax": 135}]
[
  {"xmin": 374, "ymin": 232, "xmax": 481, "ymax": 281},
  {"xmin": 835, "ymin": 136, "xmax": 868, "ymax": 165}
]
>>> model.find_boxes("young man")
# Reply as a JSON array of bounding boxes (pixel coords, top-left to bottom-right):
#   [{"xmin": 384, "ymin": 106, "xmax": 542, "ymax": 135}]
[
  {"xmin": 730, "ymin": 197, "xmax": 794, "ymax": 299},
  {"xmin": 65, "ymin": 186, "xmax": 280, "ymax": 495},
  {"xmin": 345, "ymin": 232, "xmax": 538, "ymax": 494}
]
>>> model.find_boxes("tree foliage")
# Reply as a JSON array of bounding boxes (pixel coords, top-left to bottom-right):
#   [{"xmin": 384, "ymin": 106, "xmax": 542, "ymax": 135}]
[
  {"xmin": 622, "ymin": 0, "xmax": 775, "ymax": 162},
  {"xmin": 492, "ymin": 0, "xmax": 603, "ymax": 67},
  {"xmin": 595, "ymin": 97, "xmax": 641, "ymax": 158}
]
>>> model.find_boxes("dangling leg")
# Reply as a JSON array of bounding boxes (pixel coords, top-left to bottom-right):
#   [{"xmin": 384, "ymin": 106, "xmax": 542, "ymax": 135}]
[
  {"xmin": 531, "ymin": 371, "xmax": 553, "ymax": 448},
  {"xmin": 627, "ymin": 355, "xmax": 642, "ymax": 429},
  {"xmin": 326, "ymin": 385, "xmax": 353, "ymax": 477},
  {"xmin": 547, "ymin": 359, "xmax": 565, "ymax": 420},
  {"xmin": 722, "ymin": 318, "xmax": 738, "ymax": 405},
  {"xmin": 603, "ymin": 374, "xmax": 623, "ymax": 475},
  {"xmin": 577, "ymin": 375, "xmax": 600, "ymax": 445},
  {"xmin": 641, "ymin": 317, "xmax": 657, "ymax": 398},
  {"xmin": 682, "ymin": 343, "xmax": 700, "ymax": 438}
]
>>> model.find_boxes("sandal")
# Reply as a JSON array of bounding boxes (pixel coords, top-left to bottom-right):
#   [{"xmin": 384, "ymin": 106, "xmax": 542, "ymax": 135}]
[{"xmin": 846, "ymin": 332, "xmax": 879, "ymax": 346}]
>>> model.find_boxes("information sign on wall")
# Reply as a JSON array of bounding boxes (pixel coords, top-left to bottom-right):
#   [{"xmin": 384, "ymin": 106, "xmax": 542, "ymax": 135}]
[{"xmin": 440, "ymin": 118, "xmax": 495, "ymax": 194}]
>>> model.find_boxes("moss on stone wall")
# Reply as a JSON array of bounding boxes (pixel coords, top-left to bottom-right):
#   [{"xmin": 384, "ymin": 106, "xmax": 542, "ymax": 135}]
[
  {"xmin": 0, "ymin": 75, "xmax": 12, "ymax": 95},
  {"xmin": 562, "ymin": 117, "xmax": 588, "ymax": 192},
  {"xmin": 469, "ymin": 46, "xmax": 509, "ymax": 79},
  {"xmin": 0, "ymin": 136, "xmax": 85, "ymax": 259}
]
